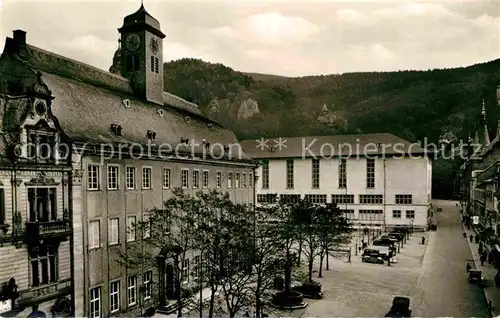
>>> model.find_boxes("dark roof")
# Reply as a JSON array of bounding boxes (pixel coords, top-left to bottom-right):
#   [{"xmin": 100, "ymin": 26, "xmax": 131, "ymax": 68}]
[
  {"xmin": 0, "ymin": 36, "xmax": 252, "ymax": 162},
  {"xmin": 19, "ymin": 43, "xmax": 203, "ymax": 117},
  {"xmin": 119, "ymin": 4, "xmax": 165, "ymax": 38},
  {"xmin": 239, "ymin": 133, "xmax": 427, "ymax": 159}
]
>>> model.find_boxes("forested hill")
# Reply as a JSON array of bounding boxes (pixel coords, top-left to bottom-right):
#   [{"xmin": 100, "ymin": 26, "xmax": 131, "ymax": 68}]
[{"xmin": 163, "ymin": 58, "xmax": 500, "ymax": 199}]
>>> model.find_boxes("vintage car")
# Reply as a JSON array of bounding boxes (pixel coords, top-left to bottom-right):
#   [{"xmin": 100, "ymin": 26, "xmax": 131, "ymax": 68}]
[
  {"xmin": 468, "ymin": 269, "xmax": 485, "ymax": 287},
  {"xmin": 361, "ymin": 251, "xmax": 384, "ymax": 264},
  {"xmin": 385, "ymin": 296, "xmax": 412, "ymax": 317},
  {"xmin": 388, "ymin": 232, "xmax": 405, "ymax": 241}
]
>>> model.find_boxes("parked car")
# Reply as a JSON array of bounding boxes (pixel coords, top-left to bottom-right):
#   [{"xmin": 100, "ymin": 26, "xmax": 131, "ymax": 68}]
[
  {"xmin": 468, "ymin": 269, "xmax": 485, "ymax": 287},
  {"xmin": 385, "ymin": 296, "xmax": 412, "ymax": 317},
  {"xmin": 373, "ymin": 238, "xmax": 396, "ymax": 248},
  {"xmin": 362, "ymin": 251, "xmax": 384, "ymax": 264},
  {"xmin": 367, "ymin": 246, "xmax": 390, "ymax": 260},
  {"xmin": 388, "ymin": 232, "xmax": 404, "ymax": 241}
]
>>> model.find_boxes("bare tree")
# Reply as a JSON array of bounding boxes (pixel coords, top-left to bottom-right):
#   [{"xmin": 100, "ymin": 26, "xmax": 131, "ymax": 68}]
[
  {"xmin": 316, "ymin": 203, "xmax": 353, "ymax": 277},
  {"xmin": 119, "ymin": 188, "xmax": 201, "ymax": 317}
]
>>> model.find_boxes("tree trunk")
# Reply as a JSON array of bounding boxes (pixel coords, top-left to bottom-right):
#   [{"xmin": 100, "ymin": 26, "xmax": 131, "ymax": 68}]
[
  {"xmin": 208, "ymin": 281, "xmax": 216, "ymax": 318},
  {"xmin": 297, "ymin": 239, "xmax": 303, "ymax": 266},
  {"xmin": 308, "ymin": 258, "xmax": 313, "ymax": 283},
  {"xmin": 318, "ymin": 253, "xmax": 324, "ymax": 278},
  {"xmin": 255, "ymin": 276, "xmax": 262, "ymax": 318},
  {"xmin": 284, "ymin": 248, "xmax": 292, "ymax": 293},
  {"xmin": 326, "ymin": 249, "xmax": 330, "ymax": 270}
]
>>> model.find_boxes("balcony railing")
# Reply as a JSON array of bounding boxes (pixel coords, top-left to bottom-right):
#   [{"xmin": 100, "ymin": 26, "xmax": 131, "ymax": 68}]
[{"xmin": 25, "ymin": 220, "xmax": 71, "ymax": 242}]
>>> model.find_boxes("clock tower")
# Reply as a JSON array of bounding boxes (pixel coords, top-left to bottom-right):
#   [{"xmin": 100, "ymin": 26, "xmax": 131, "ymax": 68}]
[{"xmin": 118, "ymin": 4, "xmax": 166, "ymax": 105}]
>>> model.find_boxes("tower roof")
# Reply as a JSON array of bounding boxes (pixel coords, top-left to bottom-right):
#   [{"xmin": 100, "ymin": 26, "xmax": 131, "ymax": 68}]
[{"xmin": 118, "ymin": 4, "xmax": 165, "ymax": 38}]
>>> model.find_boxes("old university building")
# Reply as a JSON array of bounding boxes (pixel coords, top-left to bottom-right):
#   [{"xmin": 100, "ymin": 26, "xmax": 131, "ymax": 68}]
[{"xmin": 0, "ymin": 4, "xmax": 255, "ymax": 317}]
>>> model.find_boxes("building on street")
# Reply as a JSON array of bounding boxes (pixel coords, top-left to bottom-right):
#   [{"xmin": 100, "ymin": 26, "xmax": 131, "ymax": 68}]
[
  {"xmin": 0, "ymin": 4, "xmax": 256, "ymax": 317},
  {"xmin": 240, "ymin": 133, "xmax": 432, "ymax": 230}
]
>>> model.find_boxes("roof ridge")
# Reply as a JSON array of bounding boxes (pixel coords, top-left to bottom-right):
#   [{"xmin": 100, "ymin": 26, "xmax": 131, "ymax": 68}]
[
  {"xmin": 240, "ymin": 132, "xmax": 398, "ymax": 142},
  {"xmin": 26, "ymin": 43, "xmax": 131, "ymax": 85}
]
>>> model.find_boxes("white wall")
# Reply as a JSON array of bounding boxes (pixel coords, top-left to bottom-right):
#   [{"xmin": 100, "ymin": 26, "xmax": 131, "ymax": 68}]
[{"xmin": 255, "ymin": 156, "xmax": 432, "ymax": 229}]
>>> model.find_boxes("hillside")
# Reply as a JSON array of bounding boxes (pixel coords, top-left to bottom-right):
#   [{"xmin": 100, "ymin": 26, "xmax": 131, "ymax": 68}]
[{"xmin": 163, "ymin": 58, "xmax": 500, "ymax": 198}]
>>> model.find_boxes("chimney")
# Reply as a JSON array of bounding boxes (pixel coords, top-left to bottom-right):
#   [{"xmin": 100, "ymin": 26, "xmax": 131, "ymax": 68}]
[{"xmin": 13, "ymin": 30, "xmax": 26, "ymax": 46}]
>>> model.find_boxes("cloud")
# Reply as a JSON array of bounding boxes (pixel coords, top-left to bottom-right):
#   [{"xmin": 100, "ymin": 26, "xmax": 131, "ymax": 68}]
[{"xmin": 0, "ymin": 1, "xmax": 498, "ymax": 76}]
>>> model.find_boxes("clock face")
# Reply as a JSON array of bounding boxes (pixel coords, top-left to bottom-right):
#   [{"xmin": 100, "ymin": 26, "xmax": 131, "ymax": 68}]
[
  {"xmin": 125, "ymin": 34, "xmax": 141, "ymax": 52},
  {"xmin": 150, "ymin": 37, "xmax": 159, "ymax": 54}
]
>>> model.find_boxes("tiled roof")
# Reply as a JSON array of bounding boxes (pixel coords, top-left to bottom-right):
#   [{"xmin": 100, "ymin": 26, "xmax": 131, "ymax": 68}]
[
  {"xmin": 0, "ymin": 36, "xmax": 252, "ymax": 162},
  {"xmin": 41, "ymin": 72, "xmax": 250, "ymax": 160},
  {"xmin": 239, "ymin": 133, "xmax": 427, "ymax": 159},
  {"xmin": 476, "ymin": 162, "xmax": 499, "ymax": 184},
  {"xmin": 19, "ymin": 43, "xmax": 202, "ymax": 117}
]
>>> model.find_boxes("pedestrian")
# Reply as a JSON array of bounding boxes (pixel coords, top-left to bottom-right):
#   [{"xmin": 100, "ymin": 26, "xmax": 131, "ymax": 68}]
[
  {"xmin": 479, "ymin": 245, "xmax": 483, "ymax": 255},
  {"xmin": 470, "ymin": 234, "xmax": 474, "ymax": 242},
  {"xmin": 421, "ymin": 236, "xmax": 425, "ymax": 245},
  {"xmin": 463, "ymin": 232, "xmax": 467, "ymax": 238},
  {"xmin": 481, "ymin": 254, "xmax": 486, "ymax": 266},
  {"xmin": 467, "ymin": 263, "xmax": 472, "ymax": 272}
]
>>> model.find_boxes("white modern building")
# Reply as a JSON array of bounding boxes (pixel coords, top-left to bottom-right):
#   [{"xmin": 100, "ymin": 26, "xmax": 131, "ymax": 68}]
[{"xmin": 240, "ymin": 133, "xmax": 432, "ymax": 230}]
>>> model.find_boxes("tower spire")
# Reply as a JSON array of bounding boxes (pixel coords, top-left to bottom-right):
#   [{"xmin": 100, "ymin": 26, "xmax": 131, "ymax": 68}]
[{"xmin": 482, "ymin": 98, "xmax": 490, "ymax": 145}]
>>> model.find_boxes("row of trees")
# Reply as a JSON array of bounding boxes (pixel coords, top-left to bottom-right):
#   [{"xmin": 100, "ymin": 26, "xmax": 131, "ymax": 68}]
[{"xmin": 120, "ymin": 190, "xmax": 353, "ymax": 318}]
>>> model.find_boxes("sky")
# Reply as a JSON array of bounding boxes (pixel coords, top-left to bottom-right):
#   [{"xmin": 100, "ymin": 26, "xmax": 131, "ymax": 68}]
[{"xmin": 1, "ymin": 0, "xmax": 499, "ymax": 77}]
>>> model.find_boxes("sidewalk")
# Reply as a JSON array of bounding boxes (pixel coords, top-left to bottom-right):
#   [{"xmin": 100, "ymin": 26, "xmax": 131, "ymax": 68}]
[{"xmin": 463, "ymin": 222, "xmax": 500, "ymax": 317}]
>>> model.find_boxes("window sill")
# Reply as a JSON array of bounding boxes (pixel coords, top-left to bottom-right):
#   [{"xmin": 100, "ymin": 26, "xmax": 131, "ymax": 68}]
[
  {"xmin": 87, "ymin": 189, "xmax": 100, "ymax": 191},
  {"xmin": 162, "ymin": 187, "xmax": 171, "ymax": 190},
  {"xmin": 109, "ymin": 243, "xmax": 120, "ymax": 247},
  {"xmin": 125, "ymin": 188, "xmax": 136, "ymax": 191},
  {"xmin": 88, "ymin": 245, "xmax": 102, "ymax": 251},
  {"xmin": 108, "ymin": 189, "xmax": 119, "ymax": 191}
]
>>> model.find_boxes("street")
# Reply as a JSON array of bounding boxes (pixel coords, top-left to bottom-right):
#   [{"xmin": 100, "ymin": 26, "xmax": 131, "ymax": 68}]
[
  {"xmin": 413, "ymin": 199, "xmax": 489, "ymax": 317},
  {"xmin": 299, "ymin": 200, "xmax": 490, "ymax": 317}
]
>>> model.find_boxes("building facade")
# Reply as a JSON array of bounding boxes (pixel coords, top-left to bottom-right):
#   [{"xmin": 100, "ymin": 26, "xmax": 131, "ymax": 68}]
[
  {"xmin": 0, "ymin": 4, "xmax": 255, "ymax": 317},
  {"xmin": 0, "ymin": 81, "xmax": 73, "ymax": 316},
  {"xmin": 241, "ymin": 134, "xmax": 432, "ymax": 230}
]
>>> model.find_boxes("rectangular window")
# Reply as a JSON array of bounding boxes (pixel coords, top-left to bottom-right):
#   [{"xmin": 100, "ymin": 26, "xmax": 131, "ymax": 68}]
[
  {"xmin": 192, "ymin": 256, "xmax": 200, "ymax": 280},
  {"xmin": 90, "ymin": 287, "xmax": 101, "ymax": 318},
  {"xmin": 30, "ymin": 244, "xmax": 57, "ymax": 287},
  {"xmin": 126, "ymin": 55, "xmax": 140, "ymax": 72},
  {"xmin": 127, "ymin": 276, "xmax": 137, "ymax": 306},
  {"xmin": 393, "ymin": 210, "xmax": 401, "ymax": 218},
  {"xmin": 163, "ymin": 168, "xmax": 171, "ymax": 189},
  {"xmin": 181, "ymin": 169, "xmax": 189, "ymax": 188},
  {"xmin": 358, "ymin": 209, "xmax": 384, "ymax": 221},
  {"xmin": 395, "ymin": 194, "xmax": 413, "ymax": 205},
  {"xmin": 107, "ymin": 165, "xmax": 118, "ymax": 190},
  {"xmin": 235, "ymin": 173, "xmax": 240, "ymax": 188},
  {"xmin": 359, "ymin": 194, "xmax": 383, "ymax": 204},
  {"xmin": 192, "ymin": 170, "xmax": 200, "ymax": 188},
  {"xmin": 280, "ymin": 194, "xmax": 301, "ymax": 204},
  {"xmin": 154, "ymin": 57, "xmax": 159, "ymax": 73},
  {"xmin": 216, "ymin": 171, "xmax": 222, "ymax": 188},
  {"xmin": 182, "ymin": 259, "xmax": 189, "ymax": 284},
  {"xmin": 0, "ymin": 189, "xmax": 4, "ymax": 225},
  {"xmin": 144, "ymin": 271, "xmax": 153, "ymax": 300},
  {"xmin": 109, "ymin": 281, "xmax": 120, "ymax": 313},
  {"xmin": 341, "ymin": 209, "xmax": 355, "ymax": 219},
  {"xmin": 406, "ymin": 210, "xmax": 415, "ymax": 219},
  {"xmin": 150, "ymin": 56, "xmax": 155, "ymax": 73},
  {"xmin": 228, "ymin": 172, "xmax": 233, "ymax": 188},
  {"xmin": 142, "ymin": 167, "xmax": 152, "ymax": 189},
  {"xmin": 339, "ymin": 158, "xmax": 347, "ymax": 188},
  {"xmin": 249, "ymin": 173, "xmax": 253, "ymax": 187},
  {"xmin": 108, "ymin": 218, "xmax": 119, "ymax": 245},
  {"xmin": 126, "ymin": 167, "xmax": 135, "ymax": 189},
  {"xmin": 286, "ymin": 159, "xmax": 294, "ymax": 189},
  {"xmin": 27, "ymin": 188, "xmax": 57, "ymax": 222},
  {"xmin": 26, "ymin": 129, "xmax": 56, "ymax": 163},
  {"xmin": 127, "ymin": 216, "xmax": 136, "ymax": 242},
  {"xmin": 242, "ymin": 173, "xmax": 247, "ymax": 188},
  {"xmin": 257, "ymin": 194, "xmax": 278, "ymax": 204},
  {"xmin": 202, "ymin": 170, "xmax": 209, "ymax": 188},
  {"xmin": 312, "ymin": 159, "xmax": 320, "ymax": 189},
  {"xmin": 88, "ymin": 220, "xmax": 100, "ymax": 249},
  {"xmin": 366, "ymin": 158, "xmax": 375, "ymax": 188},
  {"xmin": 88, "ymin": 165, "xmax": 100, "ymax": 190},
  {"xmin": 262, "ymin": 160, "xmax": 269, "ymax": 189},
  {"xmin": 331, "ymin": 194, "xmax": 355, "ymax": 204},
  {"xmin": 304, "ymin": 194, "xmax": 327, "ymax": 204}
]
